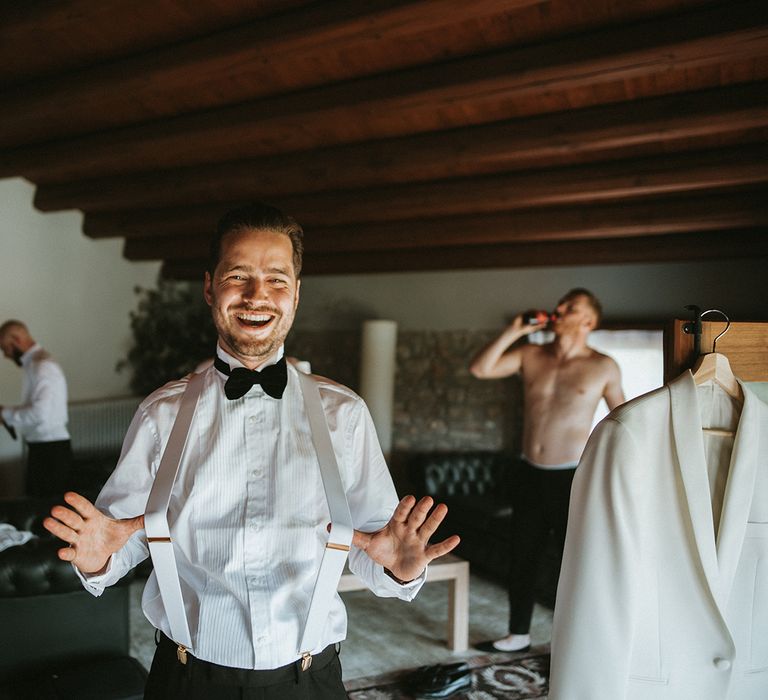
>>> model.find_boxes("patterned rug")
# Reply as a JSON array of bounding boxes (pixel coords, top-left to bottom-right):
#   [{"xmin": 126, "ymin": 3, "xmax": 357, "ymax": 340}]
[{"xmin": 344, "ymin": 647, "xmax": 549, "ymax": 699}]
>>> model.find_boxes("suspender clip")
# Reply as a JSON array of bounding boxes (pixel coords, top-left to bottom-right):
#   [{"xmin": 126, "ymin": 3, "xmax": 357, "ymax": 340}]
[
  {"xmin": 326, "ymin": 542, "xmax": 351, "ymax": 551},
  {"xmin": 177, "ymin": 644, "xmax": 188, "ymax": 665},
  {"xmin": 300, "ymin": 652, "xmax": 313, "ymax": 671}
]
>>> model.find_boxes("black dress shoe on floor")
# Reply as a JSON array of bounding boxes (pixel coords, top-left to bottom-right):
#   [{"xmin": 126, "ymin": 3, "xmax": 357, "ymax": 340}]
[
  {"xmin": 406, "ymin": 662, "xmax": 473, "ymax": 698},
  {"xmin": 474, "ymin": 640, "xmax": 531, "ymax": 653}
]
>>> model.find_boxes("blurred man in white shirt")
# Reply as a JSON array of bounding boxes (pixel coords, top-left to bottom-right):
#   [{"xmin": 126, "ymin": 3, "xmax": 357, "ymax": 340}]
[{"xmin": 1, "ymin": 320, "xmax": 71, "ymax": 497}]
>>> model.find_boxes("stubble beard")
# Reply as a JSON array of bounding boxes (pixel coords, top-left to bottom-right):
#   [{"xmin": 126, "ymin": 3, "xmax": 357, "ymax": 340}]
[{"xmin": 215, "ymin": 305, "xmax": 290, "ymax": 362}]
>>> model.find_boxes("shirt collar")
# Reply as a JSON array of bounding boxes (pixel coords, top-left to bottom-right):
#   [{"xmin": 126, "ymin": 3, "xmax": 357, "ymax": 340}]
[
  {"xmin": 20, "ymin": 343, "xmax": 42, "ymax": 367},
  {"xmin": 214, "ymin": 344, "xmax": 285, "ymax": 378}
]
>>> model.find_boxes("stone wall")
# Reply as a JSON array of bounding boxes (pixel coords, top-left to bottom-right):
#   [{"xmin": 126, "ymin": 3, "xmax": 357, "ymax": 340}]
[{"xmin": 288, "ymin": 328, "xmax": 523, "ymax": 455}]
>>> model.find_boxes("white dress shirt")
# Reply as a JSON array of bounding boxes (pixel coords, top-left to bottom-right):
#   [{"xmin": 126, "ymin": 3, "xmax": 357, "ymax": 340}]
[
  {"xmin": 1, "ymin": 344, "xmax": 69, "ymax": 442},
  {"xmin": 80, "ymin": 345, "xmax": 424, "ymax": 670}
]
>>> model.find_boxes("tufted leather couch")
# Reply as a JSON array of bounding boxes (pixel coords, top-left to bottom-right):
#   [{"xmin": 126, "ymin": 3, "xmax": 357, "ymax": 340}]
[
  {"xmin": 68, "ymin": 453, "xmax": 123, "ymax": 502},
  {"xmin": 410, "ymin": 451, "xmax": 516, "ymax": 580},
  {"xmin": 410, "ymin": 451, "xmax": 560, "ymax": 607},
  {"xmin": 0, "ymin": 498, "xmax": 147, "ymax": 699}
]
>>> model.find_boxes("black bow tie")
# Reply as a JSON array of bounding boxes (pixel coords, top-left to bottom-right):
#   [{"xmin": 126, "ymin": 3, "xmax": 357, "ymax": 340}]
[{"xmin": 214, "ymin": 355, "xmax": 288, "ymax": 400}]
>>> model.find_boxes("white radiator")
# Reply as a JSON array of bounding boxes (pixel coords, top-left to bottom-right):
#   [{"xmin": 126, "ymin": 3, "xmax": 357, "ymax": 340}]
[{"xmin": 67, "ymin": 395, "xmax": 141, "ymax": 457}]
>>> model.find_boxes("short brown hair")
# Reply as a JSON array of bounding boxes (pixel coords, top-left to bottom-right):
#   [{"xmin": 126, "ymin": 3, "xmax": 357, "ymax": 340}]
[
  {"xmin": 209, "ymin": 203, "xmax": 304, "ymax": 277},
  {"xmin": 560, "ymin": 288, "xmax": 602, "ymax": 327},
  {"xmin": 0, "ymin": 319, "xmax": 28, "ymax": 340}
]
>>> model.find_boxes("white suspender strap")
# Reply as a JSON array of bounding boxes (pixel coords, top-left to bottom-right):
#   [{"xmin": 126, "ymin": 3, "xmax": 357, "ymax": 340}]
[
  {"xmin": 297, "ymin": 371, "xmax": 354, "ymax": 666},
  {"xmin": 144, "ymin": 371, "xmax": 205, "ymax": 657},
  {"xmin": 141, "ymin": 369, "xmax": 352, "ymax": 668}
]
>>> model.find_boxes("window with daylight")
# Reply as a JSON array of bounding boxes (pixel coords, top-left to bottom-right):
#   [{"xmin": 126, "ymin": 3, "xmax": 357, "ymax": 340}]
[{"xmin": 528, "ymin": 327, "xmax": 665, "ymax": 430}]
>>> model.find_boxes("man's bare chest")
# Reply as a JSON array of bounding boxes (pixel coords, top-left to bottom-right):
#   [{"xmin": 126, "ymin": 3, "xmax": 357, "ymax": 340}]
[{"xmin": 523, "ymin": 356, "xmax": 604, "ymax": 403}]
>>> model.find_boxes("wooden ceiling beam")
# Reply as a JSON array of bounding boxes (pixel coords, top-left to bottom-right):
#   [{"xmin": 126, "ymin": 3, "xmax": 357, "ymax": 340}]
[
  {"xmin": 0, "ymin": 0, "xmax": 545, "ymax": 147},
  {"xmin": 0, "ymin": 1, "xmax": 306, "ymax": 87},
  {"xmin": 82, "ymin": 145, "xmax": 768, "ymax": 239},
  {"xmin": 160, "ymin": 229, "xmax": 768, "ymax": 279},
  {"xmin": 122, "ymin": 193, "xmax": 768, "ymax": 261},
  {"xmin": 34, "ymin": 82, "xmax": 768, "ymax": 209},
  {"xmin": 300, "ymin": 195, "xmax": 768, "ymax": 253},
  {"xmin": 4, "ymin": 1, "xmax": 767, "ymax": 180}
]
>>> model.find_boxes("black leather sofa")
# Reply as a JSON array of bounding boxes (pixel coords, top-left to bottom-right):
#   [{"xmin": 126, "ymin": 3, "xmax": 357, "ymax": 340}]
[
  {"xmin": 68, "ymin": 453, "xmax": 122, "ymax": 502},
  {"xmin": 409, "ymin": 451, "xmax": 515, "ymax": 580},
  {"xmin": 0, "ymin": 498, "xmax": 147, "ymax": 700},
  {"xmin": 409, "ymin": 450, "xmax": 560, "ymax": 607}
]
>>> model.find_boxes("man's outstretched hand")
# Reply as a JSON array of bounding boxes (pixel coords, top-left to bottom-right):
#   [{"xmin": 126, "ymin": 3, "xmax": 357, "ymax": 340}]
[
  {"xmin": 352, "ymin": 495, "xmax": 460, "ymax": 583},
  {"xmin": 43, "ymin": 492, "xmax": 144, "ymax": 575}
]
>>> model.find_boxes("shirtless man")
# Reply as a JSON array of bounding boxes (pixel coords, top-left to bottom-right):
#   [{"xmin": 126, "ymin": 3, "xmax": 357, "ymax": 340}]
[{"xmin": 469, "ymin": 288, "xmax": 624, "ymax": 652}]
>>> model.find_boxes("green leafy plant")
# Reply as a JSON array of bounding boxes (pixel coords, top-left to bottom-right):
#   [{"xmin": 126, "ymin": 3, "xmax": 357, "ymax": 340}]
[{"xmin": 118, "ymin": 279, "xmax": 217, "ymax": 396}]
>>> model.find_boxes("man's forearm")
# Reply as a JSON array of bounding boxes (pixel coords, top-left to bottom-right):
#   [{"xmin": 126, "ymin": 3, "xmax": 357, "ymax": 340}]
[
  {"xmin": 470, "ymin": 326, "xmax": 525, "ymax": 378},
  {"xmin": 1, "ymin": 401, "xmax": 44, "ymax": 430}
]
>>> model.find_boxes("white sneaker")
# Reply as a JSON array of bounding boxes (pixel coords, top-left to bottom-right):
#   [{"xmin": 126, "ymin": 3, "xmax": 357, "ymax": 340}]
[{"xmin": 475, "ymin": 633, "xmax": 531, "ymax": 653}]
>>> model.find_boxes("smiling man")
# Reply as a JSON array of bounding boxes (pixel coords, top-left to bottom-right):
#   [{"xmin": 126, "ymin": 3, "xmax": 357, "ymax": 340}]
[
  {"xmin": 469, "ymin": 288, "xmax": 624, "ymax": 653},
  {"xmin": 204, "ymin": 209, "xmax": 301, "ymax": 364},
  {"xmin": 44, "ymin": 203, "xmax": 458, "ymax": 700}
]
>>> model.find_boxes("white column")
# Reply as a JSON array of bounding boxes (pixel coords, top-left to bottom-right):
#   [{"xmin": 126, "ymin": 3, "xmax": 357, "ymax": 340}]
[{"xmin": 359, "ymin": 320, "xmax": 398, "ymax": 456}]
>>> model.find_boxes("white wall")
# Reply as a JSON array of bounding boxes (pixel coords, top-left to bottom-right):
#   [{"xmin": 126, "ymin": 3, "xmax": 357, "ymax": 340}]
[
  {"xmin": 0, "ymin": 177, "xmax": 160, "ymax": 490},
  {"xmin": 294, "ymin": 258, "xmax": 767, "ymax": 331}
]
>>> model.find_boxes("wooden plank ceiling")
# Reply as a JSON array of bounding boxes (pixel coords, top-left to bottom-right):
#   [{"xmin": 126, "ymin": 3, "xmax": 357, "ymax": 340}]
[{"xmin": 2, "ymin": 0, "xmax": 768, "ymax": 277}]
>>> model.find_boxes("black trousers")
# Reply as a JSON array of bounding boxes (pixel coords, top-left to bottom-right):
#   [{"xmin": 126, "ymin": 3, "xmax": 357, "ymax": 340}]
[
  {"xmin": 507, "ymin": 459, "xmax": 576, "ymax": 634},
  {"xmin": 26, "ymin": 439, "xmax": 72, "ymax": 498},
  {"xmin": 144, "ymin": 634, "xmax": 347, "ymax": 700}
]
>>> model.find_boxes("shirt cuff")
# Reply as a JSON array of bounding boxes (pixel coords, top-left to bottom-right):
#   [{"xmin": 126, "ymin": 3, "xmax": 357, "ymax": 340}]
[
  {"xmin": 73, "ymin": 557, "xmax": 114, "ymax": 596},
  {"xmin": 385, "ymin": 567, "xmax": 423, "ymax": 586},
  {"xmin": 72, "ymin": 531, "xmax": 146, "ymax": 596},
  {"xmin": 374, "ymin": 563, "xmax": 427, "ymax": 600}
]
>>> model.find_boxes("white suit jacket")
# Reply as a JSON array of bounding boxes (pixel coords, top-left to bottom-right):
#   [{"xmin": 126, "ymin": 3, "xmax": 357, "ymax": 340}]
[{"xmin": 549, "ymin": 371, "xmax": 768, "ymax": 700}]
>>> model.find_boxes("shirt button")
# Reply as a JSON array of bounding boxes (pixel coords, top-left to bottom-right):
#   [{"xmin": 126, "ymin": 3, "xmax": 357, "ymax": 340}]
[
  {"xmin": 251, "ymin": 469, "xmax": 259, "ymax": 477},
  {"xmin": 248, "ymin": 415, "xmax": 257, "ymax": 423},
  {"xmin": 713, "ymin": 657, "xmax": 731, "ymax": 671}
]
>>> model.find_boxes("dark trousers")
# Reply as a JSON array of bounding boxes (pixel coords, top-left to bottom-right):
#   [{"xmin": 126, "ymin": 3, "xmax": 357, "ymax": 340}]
[
  {"xmin": 26, "ymin": 439, "xmax": 72, "ymax": 498},
  {"xmin": 508, "ymin": 459, "xmax": 576, "ymax": 634},
  {"xmin": 144, "ymin": 634, "xmax": 347, "ymax": 700}
]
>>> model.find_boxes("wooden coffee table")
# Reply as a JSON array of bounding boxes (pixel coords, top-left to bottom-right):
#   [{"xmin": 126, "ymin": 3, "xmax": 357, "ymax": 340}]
[{"xmin": 338, "ymin": 553, "xmax": 470, "ymax": 651}]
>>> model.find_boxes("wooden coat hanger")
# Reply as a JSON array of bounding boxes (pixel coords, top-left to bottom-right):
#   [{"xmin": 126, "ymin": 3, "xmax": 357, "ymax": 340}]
[
  {"xmin": 692, "ymin": 353, "xmax": 742, "ymax": 402},
  {"xmin": 691, "ymin": 309, "xmax": 743, "ymax": 436}
]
